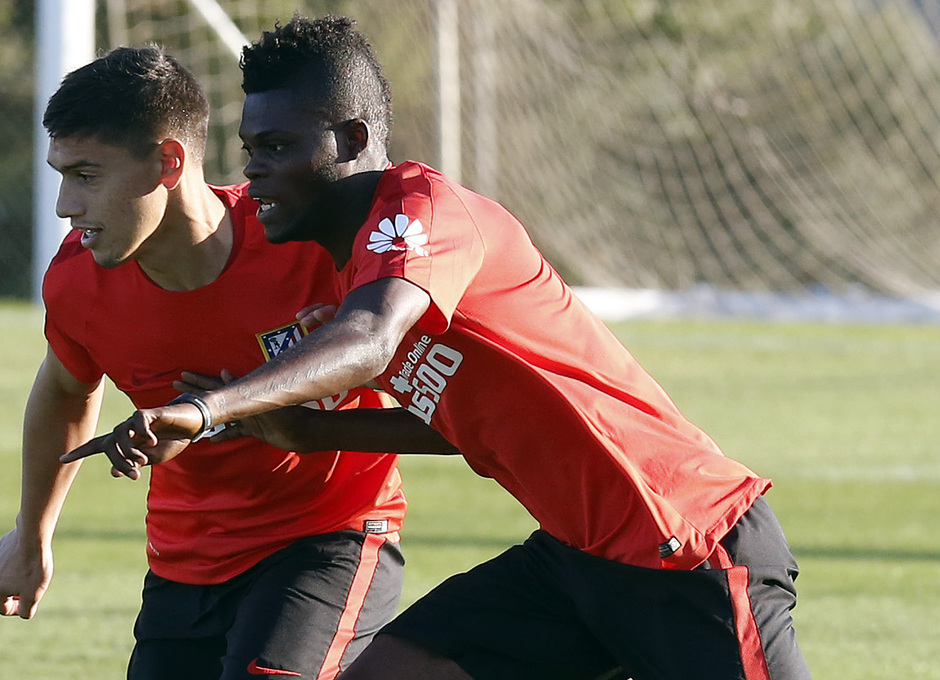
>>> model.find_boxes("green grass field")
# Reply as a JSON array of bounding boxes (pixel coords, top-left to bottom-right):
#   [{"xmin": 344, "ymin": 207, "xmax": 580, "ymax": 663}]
[{"xmin": 1, "ymin": 300, "xmax": 938, "ymax": 678}]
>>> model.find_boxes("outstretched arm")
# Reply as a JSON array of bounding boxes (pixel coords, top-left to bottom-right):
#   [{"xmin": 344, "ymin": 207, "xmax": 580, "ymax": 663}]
[
  {"xmin": 177, "ymin": 370, "xmax": 459, "ymax": 455},
  {"xmin": 63, "ymin": 278, "xmax": 433, "ymax": 473},
  {"xmin": 258, "ymin": 407, "xmax": 460, "ymax": 454},
  {"xmin": 1, "ymin": 347, "xmax": 104, "ymax": 619}
]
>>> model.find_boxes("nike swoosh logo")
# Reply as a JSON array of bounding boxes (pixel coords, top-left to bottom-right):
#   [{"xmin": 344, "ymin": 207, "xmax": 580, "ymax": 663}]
[{"xmin": 247, "ymin": 658, "xmax": 302, "ymax": 676}]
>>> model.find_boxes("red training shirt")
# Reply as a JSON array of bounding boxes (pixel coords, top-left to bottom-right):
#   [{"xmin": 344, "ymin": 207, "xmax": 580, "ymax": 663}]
[
  {"xmin": 341, "ymin": 161, "xmax": 770, "ymax": 571},
  {"xmin": 43, "ymin": 183, "xmax": 406, "ymax": 584}
]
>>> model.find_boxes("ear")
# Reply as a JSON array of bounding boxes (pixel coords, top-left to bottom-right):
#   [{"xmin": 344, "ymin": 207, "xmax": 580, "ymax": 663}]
[
  {"xmin": 157, "ymin": 139, "xmax": 186, "ymax": 190},
  {"xmin": 336, "ymin": 119, "xmax": 370, "ymax": 163}
]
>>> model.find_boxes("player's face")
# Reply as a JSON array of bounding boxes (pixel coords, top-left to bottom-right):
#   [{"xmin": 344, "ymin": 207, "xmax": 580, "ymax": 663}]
[
  {"xmin": 239, "ymin": 88, "xmax": 341, "ymax": 244},
  {"xmin": 47, "ymin": 136, "xmax": 168, "ymax": 268}
]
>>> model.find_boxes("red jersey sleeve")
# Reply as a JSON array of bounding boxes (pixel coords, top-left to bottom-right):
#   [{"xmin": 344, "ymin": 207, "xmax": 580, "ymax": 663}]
[
  {"xmin": 347, "ymin": 164, "xmax": 485, "ymax": 333},
  {"xmin": 43, "ymin": 314, "xmax": 103, "ymax": 384}
]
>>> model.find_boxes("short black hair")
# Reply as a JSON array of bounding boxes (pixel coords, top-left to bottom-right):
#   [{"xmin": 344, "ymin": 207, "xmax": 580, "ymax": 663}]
[
  {"xmin": 43, "ymin": 46, "xmax": 209, "ymax": 161},
  {"xmin": 240, "ymin": 14, "xmax": 393, "ymax": 148}
]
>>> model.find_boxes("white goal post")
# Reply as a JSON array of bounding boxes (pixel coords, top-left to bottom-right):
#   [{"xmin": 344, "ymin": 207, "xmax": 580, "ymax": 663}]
[{"xmin": 32, "ymin": 0, "xmax": 94, "ymax": 303}]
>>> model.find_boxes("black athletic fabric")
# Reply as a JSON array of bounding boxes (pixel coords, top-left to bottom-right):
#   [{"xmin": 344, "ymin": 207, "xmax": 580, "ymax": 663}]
[
  {"xmin": 382, "ymin": 498, "xmax": 810, "ymax": 680},
  {"xmin": 127, "ymin": 531, "xmax": 404, "ymax": 680}
]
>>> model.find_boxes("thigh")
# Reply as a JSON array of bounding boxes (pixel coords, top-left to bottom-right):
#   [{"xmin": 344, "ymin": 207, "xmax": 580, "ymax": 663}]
[
  {"xmin": 128, "ymin": 639, "xmax": 227, "ymax": 680},
  {"xmin": 378, "ymin": 510, "xmax": 809, "ymax": 680},
  {"xmin": 220, "ymin": 532, "xmax": 404, "ymax": 680},
  {"xmin": 381, "ymin": 536, "xmax": 621, "ymax": 680},
  {"xmin": 386, "ymin": 529, "xmax": 768, "ymax": 680},
  {"xmin": 127, "ymin": 571, "xmax": 233, "ymax": 680},
  {"xmin": 565, "ymin": 541, "xmax": 752, "ymax": 680},
  {"xmin": 574, "ymin": 504, "xmax": 810, "ymax": 680}
]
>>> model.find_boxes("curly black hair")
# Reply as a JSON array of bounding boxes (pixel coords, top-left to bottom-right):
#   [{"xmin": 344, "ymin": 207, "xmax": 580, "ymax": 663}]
[
  {"xmin": 240, "ymin": 14, "xmax": 393, "ymax": 148},
  {"xmin": 43, "ymin": 46, "xmax": 209, "ymax": 161}
]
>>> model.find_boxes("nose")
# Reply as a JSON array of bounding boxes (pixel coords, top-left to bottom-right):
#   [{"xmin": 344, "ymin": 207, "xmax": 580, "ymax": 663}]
[
  {"xmin": 55, "ymin": 181, "xmax": 84, "ymax": 219},
  {"xmin": 242, "ymin": 153, "xmax": 267, "ymax": 180}
]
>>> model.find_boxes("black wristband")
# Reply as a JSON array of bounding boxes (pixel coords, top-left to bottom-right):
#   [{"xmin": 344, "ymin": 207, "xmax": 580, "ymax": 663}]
[{"xmin": 168, "ymin": 393, "xmax": 214, "ymax": 442}]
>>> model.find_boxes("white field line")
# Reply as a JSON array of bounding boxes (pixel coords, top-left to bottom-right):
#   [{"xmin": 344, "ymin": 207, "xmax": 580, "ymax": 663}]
[{"xmin": 574, "ymin": 286, "xmax": 940, "ymax": 325}]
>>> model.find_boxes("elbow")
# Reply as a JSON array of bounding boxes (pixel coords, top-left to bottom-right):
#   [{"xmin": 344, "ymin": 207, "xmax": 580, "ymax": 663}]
[
  {"xmin": 341, "ymin": 329, "xmax": 399, "ymax": 386},
  {"xmin": 371, "ymin": 334, "xmax": 400, "ymax": 379},
  {"xmin": 364, "ymin": 317, "xmax": 413, "ymax": 380}
]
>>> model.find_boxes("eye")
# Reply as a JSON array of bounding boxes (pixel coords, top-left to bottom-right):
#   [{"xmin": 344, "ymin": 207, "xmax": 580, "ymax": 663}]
[
  {"xmin": 77, "ymin": 172, "xmax": 96, "ymax": 185},
  {"xmin": 241, "ymin": 144, "xmax": 253, "ymax": 159},
  {"xmin": 267, "ymin": 142, "xmax": 286, "ymax": 153}
]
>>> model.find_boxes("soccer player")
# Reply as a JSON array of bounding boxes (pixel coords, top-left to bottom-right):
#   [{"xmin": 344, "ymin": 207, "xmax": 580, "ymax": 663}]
[
  {"xmin": 0, "ymin": 46, "xmax": 452, "ymax": 680},
  {"xmin": 70, "ymin": 17, "xmax": 812, "ymax": 680}
]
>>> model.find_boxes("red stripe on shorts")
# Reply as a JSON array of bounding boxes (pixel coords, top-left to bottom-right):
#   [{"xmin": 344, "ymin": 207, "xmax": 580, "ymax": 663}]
[
  {"xmin": 726, "ymin": 563, "xmax": 772, "ymax": 680},
  {"xmin": 316, "ymin": 533, "xmax": 386, "ymax": 680}
]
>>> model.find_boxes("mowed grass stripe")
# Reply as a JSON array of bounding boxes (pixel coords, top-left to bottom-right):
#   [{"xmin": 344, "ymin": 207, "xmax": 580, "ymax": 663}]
[{"xmin": 2, "ymin": 303, "xmax": 939, "ymax": 678}]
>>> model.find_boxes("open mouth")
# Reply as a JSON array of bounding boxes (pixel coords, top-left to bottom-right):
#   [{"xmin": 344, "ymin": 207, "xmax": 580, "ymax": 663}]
[
  {"xmin": 76, "ymin": 227, "xmax": 102, "ymax": 248},
  {"xmin": 254, "ymin": 198, "xmax": 279, "ymax": 220}
]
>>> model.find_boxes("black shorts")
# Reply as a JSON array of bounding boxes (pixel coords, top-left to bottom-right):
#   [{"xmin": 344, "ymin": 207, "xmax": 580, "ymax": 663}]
[
  {"xmin": 382, "ymin": 498, "xmax": 811, "ymax": 680},
  {"xmin": 127, "ymin": 531, "xmax": 404, "ymax": 680}
]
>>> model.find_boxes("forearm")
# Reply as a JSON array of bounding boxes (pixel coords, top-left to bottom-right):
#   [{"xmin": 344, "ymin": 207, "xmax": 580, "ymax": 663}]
[
  {"xmin": 17, "ymin": 358, "xmax": 103, "ymax": 543},
  {"xmin": 208, "ymin": 322, "xmax": 387, "ymax": 423},
  {"xmin": 205, "ymin": 280, "xmax": 427, "ymax": 425},
  {"xmin": 261, "ymin": 406, "xmax": 460, "ymax": 454}
]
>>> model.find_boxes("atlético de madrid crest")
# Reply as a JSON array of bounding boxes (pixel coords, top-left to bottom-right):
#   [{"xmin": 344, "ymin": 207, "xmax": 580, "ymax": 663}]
[{"xmin": 256, "ymin": 322, "xmax": 307, "ymax": 360}]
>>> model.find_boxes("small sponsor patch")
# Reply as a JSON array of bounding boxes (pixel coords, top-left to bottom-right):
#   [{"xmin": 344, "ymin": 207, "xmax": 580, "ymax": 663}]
[
  {"xmin": 366, "ymin": 214, "xmax": 429, "ymax": 256},
  {"xmin": 659, "ymin": 536, "xmax": 682, "ymax": 558},
  {"xmin": 256, "ymin": 322, "xmax": 307, "ymax": 360},
  {"xmin": 364, "ymin": 519, "xmax": 389, "ymax": 534}
]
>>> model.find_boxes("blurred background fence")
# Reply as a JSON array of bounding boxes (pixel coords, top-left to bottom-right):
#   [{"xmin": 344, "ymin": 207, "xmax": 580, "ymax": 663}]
[{"xmin": 2, "ymin": 0, "xmax": 940, "ymax": 302}]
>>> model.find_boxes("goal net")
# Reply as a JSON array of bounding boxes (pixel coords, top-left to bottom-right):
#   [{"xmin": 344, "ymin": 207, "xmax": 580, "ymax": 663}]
[{"xmin": 102, "ymin": 0, "xmax": 940, "ymax": 298}]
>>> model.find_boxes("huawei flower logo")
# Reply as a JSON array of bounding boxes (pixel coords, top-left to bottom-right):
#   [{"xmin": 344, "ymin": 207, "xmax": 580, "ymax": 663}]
[{"xmin": 367, "ymin": 214, "xmax": 429, "ymax": 257}]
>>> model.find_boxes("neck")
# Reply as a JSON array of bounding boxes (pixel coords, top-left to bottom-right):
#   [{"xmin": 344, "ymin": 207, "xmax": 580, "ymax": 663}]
[
  {"xmin": 137, "ymin": 176, "xmax": 233, "ymax": 291},
  {"xmin": 317, "ymin": 169, "xmax": 386, "ymax": 270}
]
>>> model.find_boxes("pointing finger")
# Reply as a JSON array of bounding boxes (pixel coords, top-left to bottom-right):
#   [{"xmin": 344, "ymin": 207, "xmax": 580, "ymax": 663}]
[{"xmin": 60, "ymin": 434, "xmax": 112, "ymax": 463}]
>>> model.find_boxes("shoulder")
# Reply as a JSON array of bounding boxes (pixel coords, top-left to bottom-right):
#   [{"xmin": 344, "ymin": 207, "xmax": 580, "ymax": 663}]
[
  {"xmin": 42, "ymin": 232, "xmax": 125, "ymax": 334},
  {"xmin": 214, "ymin": 181, "xmax": 281, "ymax": 250},
  {"xmin": 372, "ymin": 161, "xmax": 471, "ymax": 224},
  {"xmin": 379, "ymin": 161, "xmax": 451, "ymax": 201},
  {"xmin": 372, "ymin": 163, "xmax": 510, "ymax": 244},
  {"xmin": 209, "ymin": 182, "xmax": 257, "ymax": 222},
  {"xmin": 47, "ymin": 230, "xmax": 86, "ymax": 270},
  {"xmin": 214, "ymin": 182, "xmax": 335, "ymax": 273},
  {"xmin": 43, "ymin": 232, "xmax": 96, "ymax": 301}
]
